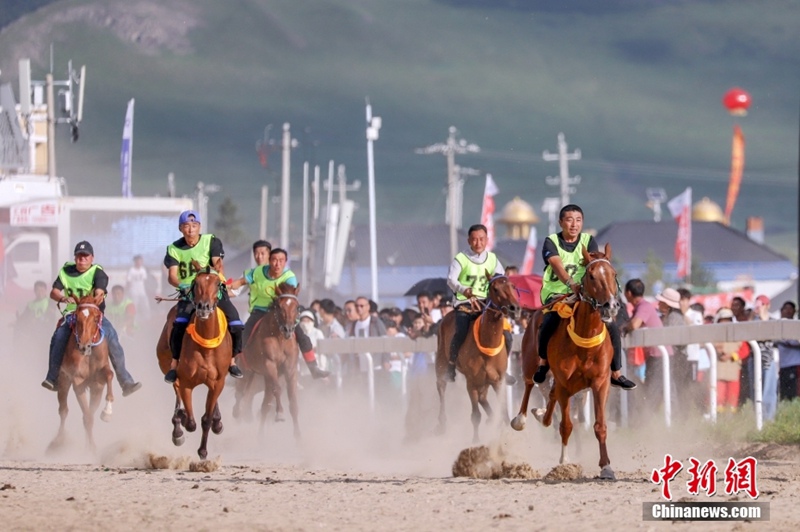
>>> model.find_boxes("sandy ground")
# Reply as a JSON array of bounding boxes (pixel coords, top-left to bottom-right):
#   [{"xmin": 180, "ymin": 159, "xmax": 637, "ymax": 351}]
[{"xmin": 1, "ymin": 308, "xmax": 799, "ymax": 531}]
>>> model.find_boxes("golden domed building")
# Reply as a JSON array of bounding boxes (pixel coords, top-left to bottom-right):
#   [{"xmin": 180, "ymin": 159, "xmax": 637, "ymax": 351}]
[
  {"xmin": 692, "ymin": 197, "xmax": 726, "ymax": 224},
  {"xmin": 497, "ymin": 197, "xmax": 538, "ymax": 240}
]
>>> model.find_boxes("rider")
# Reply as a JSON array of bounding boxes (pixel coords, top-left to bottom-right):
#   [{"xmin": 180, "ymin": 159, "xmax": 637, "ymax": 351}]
[
  {"xmin": 229, "ymin": 242, "xmax": 330, "ymax": 379},
  {"xmin": 532, "ymin": 204, "xmax": 636, "ymax": 390},
  {"xmin": 445, "ymin": 223, "xmax": 512, "ymax": 382},
  {"xmin": 41, "ymin": 241, "xmax": 142, "ymax": 396},
  {"xmin": 163, "ymin": 210, "xmax": 245, "ymax": 383},
  {"xmin": 106, "ymin": 285, "xmax": 136, "ymax": 337}
]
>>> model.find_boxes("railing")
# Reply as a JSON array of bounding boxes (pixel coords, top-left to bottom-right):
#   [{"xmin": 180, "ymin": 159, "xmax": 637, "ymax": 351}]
[{"xmin": 316, "ymin": 320, "xmax": 800, "ymax": 430}]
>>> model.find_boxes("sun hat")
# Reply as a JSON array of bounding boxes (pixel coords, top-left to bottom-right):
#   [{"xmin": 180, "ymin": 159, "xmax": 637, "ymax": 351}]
[
  {"xmin": 179, "ymin": 210, "xmax": 201, "ymax": 224},
  {"xmin": 298, "ymin": 310, "xmax": 316, "ymax": 322},
  {"xmin": 715, "ymin": 307, "xmax": 735, "ymax": 322},
  {"xmin": 655, "ymin": 288, "xmax": 681, "ymax": 310}
]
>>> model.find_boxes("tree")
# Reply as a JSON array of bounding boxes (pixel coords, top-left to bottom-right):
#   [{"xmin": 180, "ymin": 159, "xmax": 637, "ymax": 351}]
[
  {"xmin": 214, "ymin": 196, "xmax": 247, "ymax": 249},
  {"xmin": 689, "ymin": 256, "xmax": 716, "ymax": 291},
  {"xmin": 643, "ymin": 249, "xmax": 664, "ymax": 296}
]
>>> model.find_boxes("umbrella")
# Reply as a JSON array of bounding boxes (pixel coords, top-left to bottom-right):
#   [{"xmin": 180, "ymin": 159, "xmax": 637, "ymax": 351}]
[
  {"xmin": 404, "ymin": 277, "xmax": 453, "ymax": 298},
  {"xmin": 508, "ymin": 274, "xmax": 543, "ymax": 310}
]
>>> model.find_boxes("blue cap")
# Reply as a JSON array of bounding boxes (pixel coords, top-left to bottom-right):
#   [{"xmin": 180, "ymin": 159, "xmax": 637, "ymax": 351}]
[{"xmin": 179, "ymin": 210, "xmax": 201, "ymax": 225}]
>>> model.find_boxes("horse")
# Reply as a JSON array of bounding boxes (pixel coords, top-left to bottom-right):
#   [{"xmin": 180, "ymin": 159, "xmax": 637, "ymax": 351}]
[
  {"xmin": 50, "ymin": 293, "xmax": 114, "ymax": 452},
  {"xmin": 510, "ymin": 243, "xmax": 619, "ymax": 479},
  {"xmin": 155, "ymin": 263, "xmax": 232, "ymax": 459},
  {"xmin": 434, "ymin": 272, "xmax": 521, "ymax": 442},
  {"xmin": 233, "ymin": 282, "xmax": 301, "ymax": 438}
]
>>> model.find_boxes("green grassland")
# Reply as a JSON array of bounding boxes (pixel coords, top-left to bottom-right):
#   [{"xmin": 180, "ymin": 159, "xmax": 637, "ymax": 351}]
[{"xmin": 1, "ymin": 0, "xmax": 798, "ymax": 254}]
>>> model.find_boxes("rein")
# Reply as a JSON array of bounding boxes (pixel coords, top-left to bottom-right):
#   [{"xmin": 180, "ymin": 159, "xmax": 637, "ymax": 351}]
[
  {"xmin": 74, "ymin": 303, "xmax": 105, "ymax": 347},
  {"xmin": 579, "ymin": 257, "xmax": 619, "ymax": 312}
]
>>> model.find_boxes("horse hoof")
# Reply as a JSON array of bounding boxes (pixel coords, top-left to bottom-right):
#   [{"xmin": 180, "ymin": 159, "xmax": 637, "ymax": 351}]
[
  {"xmin": 198, "ymin": 449, "xmax": 208, "ymax": 460},
  {"xmin": 173, "ymin": 434, "xmax": 185, "ymax": 447},
  {"xmin": 532, "ymin": 408, "xmax": 546, "ymax": 423},
  {"xmin": 275, "ymin": 415, "xmax": 285, "ymax": 423},
  {"xmin": 212, "ymin": 422, "xmax": 223, "ymax": 435},
  {"xmin": 186, "ymin": 421, "xmax": 197, "ymax": 432},
  {"xmin": 600, "ymin": 465, "xmax": 616, "ymax": 481},
  {"xmin": 510, "ymin": 415, "xmax": 526, "ymax": 431},
  {"xmin": 100, "ymin": 411, "xmax": 112, "ymax": 423}
]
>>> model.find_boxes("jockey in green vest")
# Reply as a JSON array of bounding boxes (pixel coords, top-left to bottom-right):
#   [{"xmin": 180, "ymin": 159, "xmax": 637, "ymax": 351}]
[
  {"xmin": 444, "ymin": 223, "xmax": 515, "ymax": 383},
  {"xmin": 106, "ymin": 285, "xmax": 136, "ymax": 336},
  {"xmin": 533, "ymin": 204, "xmax": 636, "ymax": 390},
  {"xmin": 41, "ymin": 241, "xmax": 142, "ymax": 397},
  {"xmin": 163, "ymin": 210, "xmax": 245, "ymax": 383},
  {"xmin": 229, "ymin": 241, "xmax": 329, "ymax": 379}
]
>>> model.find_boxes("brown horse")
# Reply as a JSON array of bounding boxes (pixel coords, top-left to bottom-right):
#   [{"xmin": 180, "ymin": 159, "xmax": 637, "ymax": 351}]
[
  {"xmin": 50, "ymin": 293, "xmax": 115, "ymax": 452},
  {"xmin": 155, "ymin": 264, "xmax": 232, "ymax": 459},
  {"xmin": 234, "ymin": 282, "xmax": 301, "ymax": 438},
  {"xmin": 511, "ymin": 243, "xmax": 619, "ymax": 479},
  {"xmin": 435, "ymin": 272, "xmax": 520, "ymax": 442}
]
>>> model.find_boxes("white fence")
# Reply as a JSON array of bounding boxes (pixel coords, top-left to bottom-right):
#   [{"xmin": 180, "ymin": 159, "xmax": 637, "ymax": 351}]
[{"xmin": 316, "ymin": 320, "xmax": 800, "ymax": 430}]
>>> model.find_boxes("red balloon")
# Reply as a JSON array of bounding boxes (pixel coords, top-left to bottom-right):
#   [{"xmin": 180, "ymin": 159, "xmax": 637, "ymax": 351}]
[{"xmin": 722, "ymin": 88, "xmax": 751, "ymax": 116}]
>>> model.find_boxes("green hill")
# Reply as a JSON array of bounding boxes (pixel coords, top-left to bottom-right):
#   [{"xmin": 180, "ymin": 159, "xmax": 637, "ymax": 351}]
[{"xmin": 1, "ymin": 0, "xmax": 798, "ymax": 258}]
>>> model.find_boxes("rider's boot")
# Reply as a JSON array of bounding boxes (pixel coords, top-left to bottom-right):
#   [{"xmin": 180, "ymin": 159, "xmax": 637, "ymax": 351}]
[
  {"xmin": 608, "ymin": 322, "xmax": 636, "ymax": 390},
  {"xmin": 302, "ymin": 349, "xmax": 330, "ymax": 379},
  {"xmin": 228, "ymin": 325, "xmax": 244, "ymax": 378},
  {"xmin": 446, "ymin": 310, "xmax": 470, "ymax": 382},
  {"xmin": 165, "ymin": 321, "xmax": 188, "ymax": 383},
  {"xmin": 533, "ymin": 312, "xmax": 559, "ymax": 384}
]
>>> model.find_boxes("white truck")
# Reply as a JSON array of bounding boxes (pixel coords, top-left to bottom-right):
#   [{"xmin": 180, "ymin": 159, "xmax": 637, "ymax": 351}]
[{"xmin": 1, "ymin": 190, "xmax": 194, "ymax": 298}]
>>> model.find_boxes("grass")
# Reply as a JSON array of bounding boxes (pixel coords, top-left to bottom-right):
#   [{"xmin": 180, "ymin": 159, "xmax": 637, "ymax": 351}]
[{"xmin": 703, "ymin": 399, "xmax": 800, "ymax": 446}]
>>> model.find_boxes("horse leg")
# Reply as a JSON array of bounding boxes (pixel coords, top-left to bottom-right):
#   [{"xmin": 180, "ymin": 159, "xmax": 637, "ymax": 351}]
[
  {"xmin": 75, "ymin": 386, "xmax": 96, "ymax": 452},
  {"xmin": 435, "ymin": 376, "xmax": 447, "ymax": 435},
  {"xmin": 556, "ymin": 386, "xmax": 573, "ymax": 464},
  {"xmin": 100, "ymin": 367, "xmax": 114, "ymax": 422},
  {"xmin": 211, "ymin": 403, "xmax": 224, "ymax": 435},
  {"xmin": 285, "ymin": 364, "xmax": 301, "ymax": 440},
  {"xmin": 535, "ymin": 385, "xmax": 558, "ymax": 427},
  {"xmin": 469, "ymin": 386, "xmax": 482, "ymax": 443},
  {"xmin": 48, "ymin": 383, "xmax": 71, "ymax": 452},
  {"xmin": 198, "ymin": 383, "xmax": 223, "ymax": 460},
  {"xmin": 258, "ymin": 375, "xmax": 274, "ymax": 436},
  {"xmin": 478, "ymin": 385, "xmax": 494, "ymax": 425},
  {"xmin": 232, "ymin": 370, "xmax": 255, "ymax": 422},
  {"xmin": 179, "ymin": 385, "xmax": 197, "ymax": 433},
  {"xmin": 511, "ymin": 380, "xmax": 534, "ymax": 431},
  {"xmin": 593, "ymin": 382, "xmax": 615, "ymax": 479},
  {"xmin": 171, "ymin": 394, "xmax": 185, "ymax": 446}
]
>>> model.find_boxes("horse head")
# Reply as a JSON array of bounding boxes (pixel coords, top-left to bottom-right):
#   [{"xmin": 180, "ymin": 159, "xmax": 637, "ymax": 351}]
[
  {"xmin": 485, "ymin": 271, "xmax": 521, "ymax": 321},
  {"xmin": 274, "ymin": 282, "xmax": 300, "ymax": 339},
  {"xmin": 580, "ymin": 243, "xmax": 619, "ymax": 323},
  {"xmin": 73, "ymin": 293, "xmax": 105, "ymax": 354},
  {"xmin": 192, "ymin": 261, "xmax": 221, "ymax": 320}
]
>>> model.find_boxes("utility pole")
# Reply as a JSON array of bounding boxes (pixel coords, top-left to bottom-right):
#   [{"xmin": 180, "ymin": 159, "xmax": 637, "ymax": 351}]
[
  {"xmin": 281, "ymin": 123, "xmax": 299, "ymax": 250},
  {"xmin": 416, "ymin": 126, "xmax": 480, "ymax": 258},
  {"xmin": 541, "ymin": 197, "xmax": 561, "ymax": 235},
  {"xmin": 543, "ymin": 132, "xmax": 581, "ymax": 208},
  {"xmin": 365, "ymin": 99, "xmax": 382, "ymax": 304}
]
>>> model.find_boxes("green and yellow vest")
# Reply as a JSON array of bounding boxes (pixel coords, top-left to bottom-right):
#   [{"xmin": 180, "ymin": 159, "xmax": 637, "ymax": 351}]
[
  {"xmin": 540, "ymin": 233, "xmax": 591, "ymax": 303},
  {"xmin": 58, "ymin": 263, "xmax": 102, "ymax": 313},
  {"xmin": 454, "ymin": 252, "xmax": 498, "ymax": 301},
  {"xmin": 27, "ymin": 298, "xmax": 50, "ymax": 319},
  {"xmin": 167, "ymin": 234, "xmax": 214, "ymax": 284},
  {"xmin": 106, "ymin": 298, "xmax": 133, "ymax": 326},
  {"xmin": 249, "ymin": 267, "xmax": 294, "ymax": 312}
]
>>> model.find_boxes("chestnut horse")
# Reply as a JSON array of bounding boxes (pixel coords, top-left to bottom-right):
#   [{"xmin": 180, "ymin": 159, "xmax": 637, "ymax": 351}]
[
  {"xmin": 156, "ymin": 264, "xmax": 232, "ymax": 459},
  {"xmin": 511, "ymin": 244, "xmax": 619, "ymax": 479},
  {"xmin": 435, "ymin": 272, "xmax": 520, "ymax": 442},
  {"xmin": 50, "ymin": 293, "xmax": 114, "ymax": 452},
  {"xmin": 233, "ymin": 282, "xmax": 301, "ymax": 438}
]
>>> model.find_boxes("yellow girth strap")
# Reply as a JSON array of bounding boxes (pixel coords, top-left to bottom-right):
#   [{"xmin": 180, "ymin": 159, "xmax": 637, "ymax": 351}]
[
  {"xmin": 186, "ymin": 307, "xmax": 228, "ymax": 348},
  {"xmin": 471, "ymin": 314, "xmax": 512, "ymax": 357},
  {"xmin": 564, "ymin": 301, "xmax": 607, "ymax": 348}
]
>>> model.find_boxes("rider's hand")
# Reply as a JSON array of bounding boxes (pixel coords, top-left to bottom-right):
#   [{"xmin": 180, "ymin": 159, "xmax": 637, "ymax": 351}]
[
  {"xmin": 178, "ymin": 283, "xmax": 191, "ymax": 298},
  {"xmin": 569, "ymin": 281, "xmax": 581, "ymax": 296},
  {"xmin": 463, "ymin": 288, "xmax": 473, "ymax": 299}
]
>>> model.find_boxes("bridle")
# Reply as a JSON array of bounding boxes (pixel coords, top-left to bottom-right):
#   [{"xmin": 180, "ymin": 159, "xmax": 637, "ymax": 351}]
[
  {"xmin": 274, "ymin": 292, "xmax": 299, "ymax": 338},
  {"xmin": 579, "ymin": 257, "xmax": 620, "ymax": 321},
  {"xmin": 193, "ymin": 270, "xmax": 222, "ymax": 319},
  {"xmin": 73, "ymin": 303, "xmax": 105, "ymax": 349},
  {"xmin": 483, "ymin": 275, "xmax": 521, "ymax": 321}
]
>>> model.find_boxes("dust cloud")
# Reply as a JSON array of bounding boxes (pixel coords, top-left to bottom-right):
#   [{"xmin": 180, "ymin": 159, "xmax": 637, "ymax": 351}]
[{"xmin": 0, "ymin": 299, "xmax": 727, "ymax": 479}]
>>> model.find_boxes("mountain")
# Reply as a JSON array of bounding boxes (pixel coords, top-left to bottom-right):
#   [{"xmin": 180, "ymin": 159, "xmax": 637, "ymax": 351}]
[{"xmin": 1, "ymin": 0, "xmax": 798, "ymax": 259}]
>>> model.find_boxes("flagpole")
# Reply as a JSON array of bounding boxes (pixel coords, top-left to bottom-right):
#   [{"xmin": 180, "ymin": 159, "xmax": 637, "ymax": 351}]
[{"xmin": 120, "ymin": 99, "xmax": 134, "ymax": 197}]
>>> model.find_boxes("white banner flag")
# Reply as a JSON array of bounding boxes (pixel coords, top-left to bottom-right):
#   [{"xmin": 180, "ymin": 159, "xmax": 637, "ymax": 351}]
[
  {"xmin": 480, "ymin": 174, "xmax": 499, "ymax": 250},
  {"xmin": 520, "ymin": 226, "xmax": 538, "ymax": 275},
  {"xmin": 667, "ymin": 187, "xmax": 692, "ymax": 280},
  {"xmin": 120, "ymin": 99, "xmax": 135, "ymax": 197}
]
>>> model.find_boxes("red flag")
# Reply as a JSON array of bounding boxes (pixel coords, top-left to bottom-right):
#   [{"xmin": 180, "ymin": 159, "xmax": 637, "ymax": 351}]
[
  {"xmin": 520, "ymin": 226, "xmax": 538, "ymax": 275},
  {"xmin": 480, "ymin": 174, "xmax": 499, "ymax": 250},
  {"xmin": 257, "ymin": 142, "xmax": 268, "ymax": 168},
  {"xmin": 668, "ymin": 187, "xmax": 692, "ymax": 280},
  {"xmin": 724, "ymin": 125, "xmax": 745, "ymax": 223}
]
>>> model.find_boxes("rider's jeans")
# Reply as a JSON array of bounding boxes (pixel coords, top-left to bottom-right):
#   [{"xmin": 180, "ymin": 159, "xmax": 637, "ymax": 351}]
[{"xmin": 46, "ymin": 320, "xmax": 72, "ymax": 383}]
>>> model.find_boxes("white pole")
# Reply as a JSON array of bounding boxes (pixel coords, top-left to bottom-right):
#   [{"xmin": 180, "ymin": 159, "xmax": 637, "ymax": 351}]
[
  {"xmin": 705, "ymin": 343, "xmax": 718, "ymax": 422},
  {"xmin": 749, "ymin": 341, "xmax": 763, "ymax": 431},
  {"xmin": 366, "ymin": 101, "xmax": 381, "ymax": 304},
  {"xmin": 281, "ymin": 122, "xmax": 291, "ymax": 249},
  {"xmin": 658, "ymin": 345, "xmax": 671, "ymax": 428},
  {"xmin": 302, "ymin": 162, "xmax": 309, "ymax": 293},
  {"xmin": 447, "ymin": 127, "xmax": 457, "ymax": 258},
  {"xmin": 260, "ymin": 185, "xmax": 268, "ymax": 240}
]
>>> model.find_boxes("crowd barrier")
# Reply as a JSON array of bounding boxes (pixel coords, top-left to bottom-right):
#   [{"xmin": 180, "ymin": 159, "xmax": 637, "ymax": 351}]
[{"xmin": 316, "ymin": 320, "xmax": 800, "ymax": 430}]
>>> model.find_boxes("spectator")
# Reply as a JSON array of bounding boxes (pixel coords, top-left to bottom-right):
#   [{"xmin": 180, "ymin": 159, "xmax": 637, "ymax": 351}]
[
  {"xmin": 655, "ymin": 288, "xmax": 682, "ymax": 411},
  {"xmin": 622, "ymin": 278, "xmax": 665, "ymax": 412},
  {"xmin": 346, "ymin": 295, "xmax": 387, "ymax": 377},
  {"xmin": 714, "ymin": 307, "xmax": 740, "ymax": 414},
  {"xmin": 731, "ymin": 296, "xmax": 754, "ymax": 409},
  {"xmin": 417, "ymin": 290, "xmax": 442, "ymax": 326},
  {"xmin": 746, "ymin": 295, "xmax": 778, "ymax": 420},
  {"xmin": 298, "ymin": 309, "xmax": 328, "ymax": 374},
  {"xmin": 342, "ymin": 299, "xmax": 357, "ymax": 328},
  {"xmin": 106, "ymin": 284, "xmax": 137, "ymax": 337},
  {"xmin": 775, "ymin": 301, "xmax": 800, "ymax": 402},
  {"xmin": 318, "ymin": 298, "xmax": 346, "ymax": 339},
  {"xmin": 504, "ymin": 265, "xmax": 519, "ymax": 276},
  {"xmin": 126, "ymin": 254, "xmax": 151, "ymax": 320}
]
